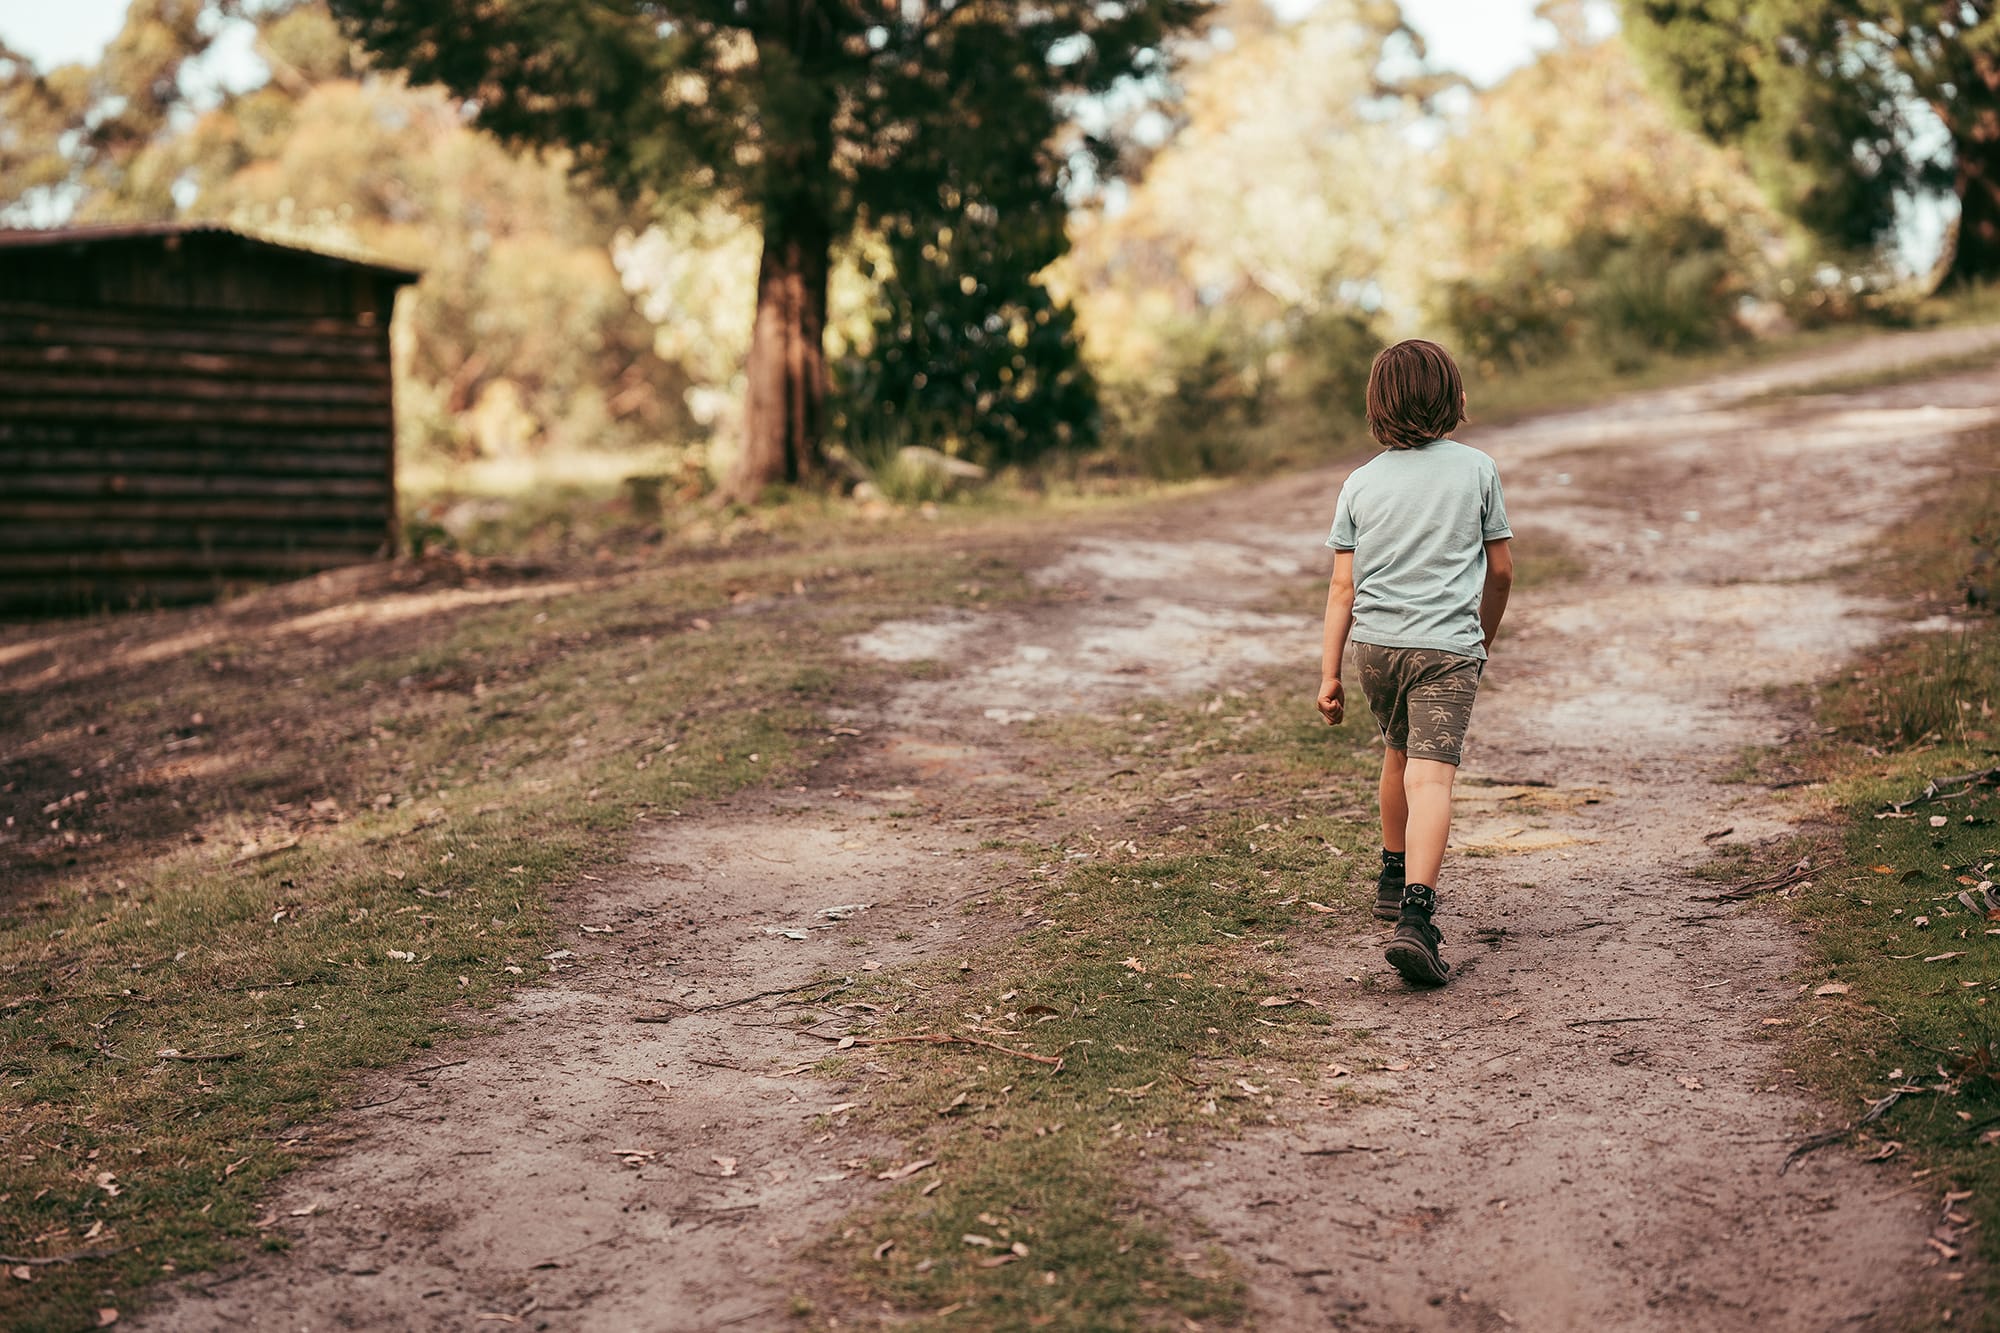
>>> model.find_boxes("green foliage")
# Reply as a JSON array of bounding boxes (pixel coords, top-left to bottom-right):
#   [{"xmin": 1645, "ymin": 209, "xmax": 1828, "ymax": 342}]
[
  {"xmin": 1445, "ymin": 214, "xmax": 1744, "ymax": 371},
  {"xmin": 1622, "ymin": 0, "xmax": 2000, "ymax": 284},
  {"xmin": 330, "ymin": 0, "xmax": 1207, "ymax": 492},
  {"xmin": 835, "ymin": 196, "xmax": 1100, "ymax": 471},
  {"xmin": 0, "ymin": 0, "xmax": 222, "ymax": 220}
]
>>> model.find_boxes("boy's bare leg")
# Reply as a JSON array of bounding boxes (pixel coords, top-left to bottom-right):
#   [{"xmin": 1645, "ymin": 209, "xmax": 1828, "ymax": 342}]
[
  {"xmin": 1402, "ymin": 757, "xmax": 1457, "ymax": 887},
  {"xmin": 1379, "ymin": 747, "xmax": 1409, "ymax": 853}
]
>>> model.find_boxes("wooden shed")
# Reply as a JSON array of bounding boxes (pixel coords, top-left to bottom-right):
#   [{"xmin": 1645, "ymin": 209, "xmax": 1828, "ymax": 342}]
[{"xmin": 0, "ymin": 223, "xmax": 420, "ymax": 613}]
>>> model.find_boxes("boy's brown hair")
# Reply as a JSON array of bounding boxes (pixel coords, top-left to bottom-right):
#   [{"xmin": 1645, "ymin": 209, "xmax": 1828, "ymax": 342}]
[{"xmin": 1365, "ymin": 339, "xmax": 1465, "ymax": 449}]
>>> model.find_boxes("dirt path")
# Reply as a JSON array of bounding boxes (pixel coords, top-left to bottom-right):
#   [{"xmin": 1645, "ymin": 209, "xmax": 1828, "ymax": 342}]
[{"xmin": 141, "ymin": 324, "xmax": 2000, "ymax": 1331}]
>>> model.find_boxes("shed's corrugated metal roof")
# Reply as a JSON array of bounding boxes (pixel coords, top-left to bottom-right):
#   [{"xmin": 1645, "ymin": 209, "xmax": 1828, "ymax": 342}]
[{"xmin": 0, "ymin": 222, "xmax": 421, "ymax": 282}]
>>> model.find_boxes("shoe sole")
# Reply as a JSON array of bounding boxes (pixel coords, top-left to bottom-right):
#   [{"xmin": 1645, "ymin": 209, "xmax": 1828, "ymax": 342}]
[
  {"xmin": 1384, "ymin": 939, "xmax": 1450, "ymax": 986},
  {"xmin": 1373, "ymin": 904, "xmax": 1402, "ymax": 921}
]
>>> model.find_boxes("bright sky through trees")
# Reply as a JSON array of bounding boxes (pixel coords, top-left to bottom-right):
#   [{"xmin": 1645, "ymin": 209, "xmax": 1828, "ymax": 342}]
[{"xmin": 1, "ymin": 0, "xmax": 1562, "ymax": 89}]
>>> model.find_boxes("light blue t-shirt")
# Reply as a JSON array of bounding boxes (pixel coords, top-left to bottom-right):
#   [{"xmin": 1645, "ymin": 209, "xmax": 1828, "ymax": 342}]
[{"xmin": 1326, "ymin": 438, "xmax": 1511, "ymax": 660}]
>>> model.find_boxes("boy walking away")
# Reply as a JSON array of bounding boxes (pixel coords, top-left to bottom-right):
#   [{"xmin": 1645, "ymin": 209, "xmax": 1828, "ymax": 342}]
[{"xmin": 1316, "ymin": 340, "xmax": 1513, "ymax": 987}]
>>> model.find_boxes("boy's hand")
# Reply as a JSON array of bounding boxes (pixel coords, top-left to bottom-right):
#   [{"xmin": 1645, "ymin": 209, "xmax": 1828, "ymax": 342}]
[{"xmin": 1316, "ymin": 678, "xmax": 1344, "ymax": 726}]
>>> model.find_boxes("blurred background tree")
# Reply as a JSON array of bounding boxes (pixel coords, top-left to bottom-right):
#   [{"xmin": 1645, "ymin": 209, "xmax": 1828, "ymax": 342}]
[
  {"xmin": 3, "ymin": 0, "xmax": 1987, "ymax": 530},
  {"xmin": 1622, "ymin": 0, "xmax": 2000, "ymax": 286},
  {"xmin": 0, "ymin": 1, "xmax": 704, "ymax": 499},
  {"xmin": 1433, "ymin": 4, "xmax": 1789, "ymax": 372},
  {"xmin": 329, "ymin": 0, "xmax": 1206, "ymax": 500}
]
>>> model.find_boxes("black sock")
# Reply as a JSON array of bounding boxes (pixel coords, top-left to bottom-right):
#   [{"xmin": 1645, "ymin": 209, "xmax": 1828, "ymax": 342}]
[
  {"xmin": 1400, "ymin": 883, "xmax": 1437, "ymax": 918},
  {"xmin": 1381, "ymin": 849, "xmax": 1405, "ymax": 872}
]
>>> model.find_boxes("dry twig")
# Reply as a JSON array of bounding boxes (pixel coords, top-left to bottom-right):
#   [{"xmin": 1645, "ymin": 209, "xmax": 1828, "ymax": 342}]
[{"xmin": 1780, "ymin": 1090, "xmax": 1908, "ymax": 1175}]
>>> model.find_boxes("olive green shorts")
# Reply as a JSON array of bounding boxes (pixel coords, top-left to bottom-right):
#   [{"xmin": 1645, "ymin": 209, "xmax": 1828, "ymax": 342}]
[{"xmin": 1354, "ymin": 643, "xmax": 1483, "ymax": 766}]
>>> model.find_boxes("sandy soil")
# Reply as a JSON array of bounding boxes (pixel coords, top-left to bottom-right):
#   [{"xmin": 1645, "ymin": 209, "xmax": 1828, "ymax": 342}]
[{"xmin": 139, "ymin": 323, "xmax": 2000, "ymax": 1331}]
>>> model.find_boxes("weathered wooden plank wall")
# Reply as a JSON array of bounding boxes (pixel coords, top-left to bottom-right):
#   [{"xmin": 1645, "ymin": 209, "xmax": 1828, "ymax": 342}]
[{"xmin": 0, "ymin": 228, "xmax": 414, "ymax": 614}]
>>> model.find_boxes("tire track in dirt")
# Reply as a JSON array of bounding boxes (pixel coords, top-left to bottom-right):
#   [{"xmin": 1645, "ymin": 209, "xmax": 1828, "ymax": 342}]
[
  {"xmin": 1165, "ymin": 350, "xmax": 2000, "ymax": 1331},
  {"xmin": 137, "ymin": 325, "xmax": 2000, "ymax": 1330}
]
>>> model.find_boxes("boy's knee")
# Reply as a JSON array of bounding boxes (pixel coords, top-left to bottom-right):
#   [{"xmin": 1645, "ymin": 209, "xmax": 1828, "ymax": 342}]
[{"xmin": 1403, "ymin": 758, "xmax": 1456, "ymax": 792}]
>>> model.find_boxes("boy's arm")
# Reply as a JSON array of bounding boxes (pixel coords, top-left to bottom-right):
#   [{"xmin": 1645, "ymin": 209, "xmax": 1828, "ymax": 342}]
[
  {"xmin": 1480, "ymin": 537, "xmax": 1514, "ymax": 650},
  {"xmin": 1317, "ymin": 549, "xmax": 1356, "ymax": 726}
]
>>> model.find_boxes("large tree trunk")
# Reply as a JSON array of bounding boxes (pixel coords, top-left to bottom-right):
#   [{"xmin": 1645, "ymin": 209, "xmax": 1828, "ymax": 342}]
[
  {"xmin": 724, "ymin": 13, "xmax": 839, "ymax": 504},
  {"xmin": 728, "ymin": 196, "xmax": 831, "ymax": 500},
  {"xmin": 1943, "ymin": 54, "xmax": 2000, "ymax": 287}
]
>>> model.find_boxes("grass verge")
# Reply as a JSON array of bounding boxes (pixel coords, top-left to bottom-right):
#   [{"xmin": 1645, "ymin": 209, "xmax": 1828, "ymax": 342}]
[
  {"xmin": 1737, "ymin": 344, "xmax": 2000, "ymax": 407},
  {"xmin": 1735, "ymin": 426, "xmax": 2000, "ymax": 1325},
  {"xmin": 0, "ymin": 533, "xmax": 1033, "ymax": 1331},
  {"xmin": 799, "ymin": 671, "xmax": 1388, "ymax": 1329}
]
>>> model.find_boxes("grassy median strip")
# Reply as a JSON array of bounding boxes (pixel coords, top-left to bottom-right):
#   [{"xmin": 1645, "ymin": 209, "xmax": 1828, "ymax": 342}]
[
  {"xmin": 803, "ymin": 674, "xmax": 1387, "ymax": 1329},
  {"xmin": 0, "ymin": 533, "xmax": 1030, "ymax": 1332},
  {"xmin": 1731, "ymin": 428, "xmax": 2000, "ymax": 1321}
]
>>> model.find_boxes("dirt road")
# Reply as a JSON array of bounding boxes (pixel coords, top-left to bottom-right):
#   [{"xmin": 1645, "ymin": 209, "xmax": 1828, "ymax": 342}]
[{"xmin": 142, "ymin": 324, "xmax": 2000, "ymax": 1330}]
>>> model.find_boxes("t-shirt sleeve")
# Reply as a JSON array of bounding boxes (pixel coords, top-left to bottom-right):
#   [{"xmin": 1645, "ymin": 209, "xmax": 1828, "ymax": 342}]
[
  {"xmin": 1480, "ymin": 459, "xmax": 1513, "ymax": 541},
  {"xmin": 1326, "ymin": 482, "xmax": 1358, "ymax": 551}
]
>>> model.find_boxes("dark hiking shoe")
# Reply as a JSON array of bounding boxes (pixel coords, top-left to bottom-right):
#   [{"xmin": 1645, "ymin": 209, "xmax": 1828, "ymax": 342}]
[
  {"xmin": 1384, "ymin": 916, "xmax": 1450, "ymax": 986},
  {"xmin": 1373, "ymin": 852, "xmax": 1406, "ymax": 921},
  {"xmin": 1384, "ymin": 883, "xmax": 1447, "ymax": 985}
]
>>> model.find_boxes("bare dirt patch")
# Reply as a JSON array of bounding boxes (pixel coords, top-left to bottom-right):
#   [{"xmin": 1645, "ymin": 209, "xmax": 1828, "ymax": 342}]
[{"xmin": 130, "ymin": 324, "xmax": 2000, "ymax": 1330}]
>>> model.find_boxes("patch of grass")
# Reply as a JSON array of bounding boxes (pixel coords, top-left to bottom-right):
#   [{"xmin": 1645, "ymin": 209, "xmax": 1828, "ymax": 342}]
[
  {"xmin": 1740, "ymin": 426, "xmax": 2000, "ymax": 1325},
  {"xmin": 1509, "ymin": 526, "xmax": 1589, "ymax": 590},
  {"xmin": 807, "ymin": 673, "xmax": 1385, "ymax": 1328},
  {"xmin": 1738, "ymin": 346, "xmax": 2000, "ymax": 407},
  {"xmin": 0, "ymin": 536, "xmax": 1037, "ymax": 1331},
  {"xmin": 1821, "ymin": 629, "xmax": 2000, "ymax": 748}
]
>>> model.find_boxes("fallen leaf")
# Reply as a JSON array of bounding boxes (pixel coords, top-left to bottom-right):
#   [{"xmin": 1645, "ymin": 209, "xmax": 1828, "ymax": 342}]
[
  {"xmin": 386, "ymin": 950, "xmax": 416, "ymax": 963},
  {"xmin": 1327, "ymin": 1065, "xmax": 1352, "ymax": 1078},
  {"xmin": 1258, "ymin": 996, "xmax": 1296, "ymax": 1008},
  {"xmin": 962, "ymin": 1233, "xmax": 997, "ymax": 1248},
  {"xmin": 873, "ymin": 1239, "xmax": 895, "ymax": 1261},
  {"xmin": 96, "ymin": 1310, "xmax": 117, "ymax": 1328},
  {"xmin": 1872, "ymin": 865, "xmax": 1897, "ymax": 874},
  {"xmin": 1865, "ymin": 1141, "xmax": 1902, "ymax": 1162},
  {"xmin": 1677, "ymin": 1076, "xmax": 1703, "ymax": 1091},
  {"xmin": 712, "ymin": 1156, "xmax": 739, "ymax": 1177},
  {"xmin": 1120, "ymin": 957, "xmax": 1146, "ymax": 973},
  {"xmin": 978, "ymin": 1253, "xmax": 1019, "ymax": 1268},
  {"xmin": 1927, "ymin": 952, "xmax": 1968, "ymax": 963},
  {"xmin": 922, "ymin": 1178, "xmax": 946, "ymax": 1196},
  {"xmin": 876, "ymin": 1158, "xmax": 937, "ymax": 1182},
  {"xmin": 1304, "ymin": 901, "xmax": 1337, "ymax": 914},
  {"xmin": 8, "ymin": 1266, "xmax": 29, "ymax": 1282},
  {"xmin": 1814, "ymin": 982, "xmax": 1851, "ymax": 996},
  {"xmin": 823, "ymin": 1102, "xmax": 859, "ymax": 1116},
  {"xmin": 1932, "ymin": 816, "xmax": 1950, "ymax": 828}
]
